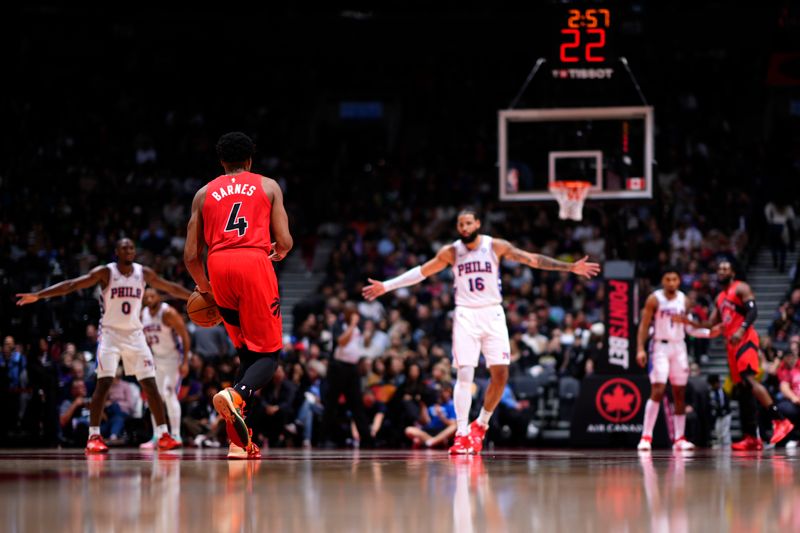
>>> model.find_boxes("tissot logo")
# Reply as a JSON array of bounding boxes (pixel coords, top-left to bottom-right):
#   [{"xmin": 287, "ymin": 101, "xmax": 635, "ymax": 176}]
[{"xmin": 595, "ymin": 378, "xmax": 641, "ymax": 423}]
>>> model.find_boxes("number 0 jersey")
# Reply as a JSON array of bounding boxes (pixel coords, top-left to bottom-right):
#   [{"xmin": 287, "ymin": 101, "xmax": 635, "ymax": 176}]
[
  {"xmin": 202, "ymin": 171, "xmax": 273, "ymax": 255},
  {"xmin": 100, "ymin": 262, "xmax": 145, "ymax": 331},
  {"xmin": 451, "ymin": 235, "xmax": 502, "ymax": 308}
]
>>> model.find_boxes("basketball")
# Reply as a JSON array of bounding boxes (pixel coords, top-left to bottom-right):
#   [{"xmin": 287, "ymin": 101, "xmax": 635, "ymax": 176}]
[{"xmin": 186, "ymin": 290, "xmax": 222, "ymax": 327}]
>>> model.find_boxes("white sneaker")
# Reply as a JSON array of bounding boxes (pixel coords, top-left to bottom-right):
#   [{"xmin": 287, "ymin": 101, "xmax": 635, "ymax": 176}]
[
  {"xmin": 786, "ymin": 440, "xmax": 799, "ymax": 450},
  {"xmin": 637, "ymin": 437, "xmax": 652, "ymax": 451},
  {"xmin": 672, "ymin": 437, "xmax": 695, "ymax": 451},
  {"xmin": 139, "ymin": 438, "xmax": 156, "ymax": 450}
]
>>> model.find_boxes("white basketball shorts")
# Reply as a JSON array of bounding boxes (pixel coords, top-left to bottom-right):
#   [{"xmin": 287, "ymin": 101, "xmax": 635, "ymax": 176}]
[
  {"xmin": 97, "ymin": 327, "xmax": 156, "ymax": 380},
  {"xmin": 452, "ymin": 304, "xmax": 511, "ymax": 368},
  {"xmin": 649, "ymin": 340, "xmax": 689, "ymax": 386},
  {"xmin": 154, "ymin": 354, "xmax": 182, "ymax": 397}
]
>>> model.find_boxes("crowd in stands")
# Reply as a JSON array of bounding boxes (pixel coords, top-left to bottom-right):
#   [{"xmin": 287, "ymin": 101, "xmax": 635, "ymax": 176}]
[{"xmin": 4, "ymin": 4, "xmax": 799, "ymax": 449}]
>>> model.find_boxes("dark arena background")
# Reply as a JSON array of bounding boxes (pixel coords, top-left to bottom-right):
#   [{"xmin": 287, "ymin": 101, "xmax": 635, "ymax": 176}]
[{"xmin": 3, "ymin": 3, "xmax": 800, "ymax": 532}]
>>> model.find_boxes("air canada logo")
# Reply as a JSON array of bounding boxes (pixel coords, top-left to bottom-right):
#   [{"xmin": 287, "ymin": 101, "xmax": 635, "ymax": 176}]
[{"xmin": 595, "ymin": 378, "xmax": 641, "ymax": 423}]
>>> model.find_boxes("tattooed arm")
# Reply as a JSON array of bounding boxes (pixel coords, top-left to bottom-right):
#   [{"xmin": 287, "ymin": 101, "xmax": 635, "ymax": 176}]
[{"xmin": 492, "ymin": 239, "xmax": 601, "ymax": 279}]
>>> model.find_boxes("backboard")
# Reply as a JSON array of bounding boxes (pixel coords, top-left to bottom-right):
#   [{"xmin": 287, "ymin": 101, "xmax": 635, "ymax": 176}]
[{"xmin": 498, "ymin": 106, "xmax": 654, "ymax": 201}]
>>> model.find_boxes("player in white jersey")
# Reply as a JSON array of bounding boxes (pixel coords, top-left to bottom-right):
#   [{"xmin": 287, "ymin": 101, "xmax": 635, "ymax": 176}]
[
  {"xmin": 17, "ymin": 238, "xmax": 192, "ymax": 453},
  {"xmin": 636, "ymin": 266, "xmax": 720, "ymax": 451},
  {"xmin": 140, "ymin": 288, "xmax": 192, "ymax": 448},
  {"xmin": 363, "ymin": 208, "xmax": 600, "ymax": 454}
]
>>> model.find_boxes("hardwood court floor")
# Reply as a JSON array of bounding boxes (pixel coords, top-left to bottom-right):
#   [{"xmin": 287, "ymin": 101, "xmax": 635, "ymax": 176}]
[{"xmin": 0, "ymin": 448, "xmax": 798, "ymax": 532}]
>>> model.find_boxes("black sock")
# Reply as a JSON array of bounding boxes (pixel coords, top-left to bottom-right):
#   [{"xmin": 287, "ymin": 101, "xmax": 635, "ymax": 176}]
[
  {"xmin": 768, "ymin": 403, "xmax": 785, "ymax": 421},
  {"xmin": 234, "ymin": 353, "xmax": 277, "ymax": 403}
]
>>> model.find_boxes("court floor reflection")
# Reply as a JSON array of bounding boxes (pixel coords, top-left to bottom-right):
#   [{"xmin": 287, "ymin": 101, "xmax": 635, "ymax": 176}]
[{"xmin": 0, "ymin": 448, "xmax": 798, "ymax": 532}]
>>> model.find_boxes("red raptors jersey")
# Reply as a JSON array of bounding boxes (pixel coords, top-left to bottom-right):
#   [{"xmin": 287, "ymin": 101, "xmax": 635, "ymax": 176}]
[
  {"xmin": 715, "ymin": 281, "xmax": 748, "ymax": 339},
  {"xmin": 202, "ymin": 171, "xmax": 272, "ymax": 255}
]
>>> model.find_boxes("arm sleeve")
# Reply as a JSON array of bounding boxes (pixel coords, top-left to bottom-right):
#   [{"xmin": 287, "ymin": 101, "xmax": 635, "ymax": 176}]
[
  {"xmin": 742, "ymin": 300, "xmax": 757, "ymax": 330},
  {"xmin": 383, "ymin": 266, "xmax": 426, "ymax": 292}
]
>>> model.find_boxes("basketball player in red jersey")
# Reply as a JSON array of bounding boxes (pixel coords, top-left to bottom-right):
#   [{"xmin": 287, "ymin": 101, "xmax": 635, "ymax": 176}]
[
  {"xmin": 677, "ymin": 260, "xmax": 794, "ymax": 449},
  {"xmin": 184, "ymin": 132, "xmax": 292, "ymax": 459},
  {"xmin": 16, "ymin": 238, "xmax": 191, "ymax": 453}
]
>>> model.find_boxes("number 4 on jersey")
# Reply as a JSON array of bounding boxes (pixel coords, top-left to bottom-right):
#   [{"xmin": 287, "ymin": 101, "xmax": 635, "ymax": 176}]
[{"xmin": 225, "ymin": 202, "xmax": 248, "ymax": 237}]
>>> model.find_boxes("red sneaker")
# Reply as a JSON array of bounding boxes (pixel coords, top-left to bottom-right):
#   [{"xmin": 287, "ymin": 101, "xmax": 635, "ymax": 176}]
[
  {"xmin": 448, "ymin": 435, "xmax": 474, "ymax": 455},
  {"xmin": 468, "ymin": 421, "xmax": 488, "ymax": 454},
  {"xmin": 157, "ymin": 432, "xmax": 182, "ymax": 451},
  {"xmin": 770, "ymin": 418, "xmax": 795, "ymax": 445},
  {"xmin": 214, "ymin": 388, "xmax": 250, "ymax": 448},
  {"xmin": 227, "ymin": 441, "xmax": 262, "ymax": 460},
  {"xmin": 85, "ymin": 434, "xmax": 109, "ymax": 454},
  {"xmin": 732, "ymin": 435, "xmax": 763, "ymax": 451}
]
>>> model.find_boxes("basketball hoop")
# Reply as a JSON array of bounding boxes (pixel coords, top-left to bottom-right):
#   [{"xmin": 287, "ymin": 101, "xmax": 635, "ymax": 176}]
[{"xmin": 549, "ymin": 181, "xmax": 591, "ymax": 221}]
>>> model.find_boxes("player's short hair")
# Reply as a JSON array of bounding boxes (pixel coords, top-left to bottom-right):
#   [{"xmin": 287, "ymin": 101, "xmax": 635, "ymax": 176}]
[
  {"xmin": 115, "ymin": 237, "xmax": 134, "ymax": 248},
  {"xmin": 458, "ymin": 206, "xmax": 480, "ymax": 220},
  {"xmin": 717, "ymin": 259, "xmax": 737, "ymax": 273},
  {"xmin": 661, "ymin": 265, "xmax": 681, "ymax": 279},
  {"xmin": 216, "ymin": 132, "xmax": 255, "ymax": 163}
]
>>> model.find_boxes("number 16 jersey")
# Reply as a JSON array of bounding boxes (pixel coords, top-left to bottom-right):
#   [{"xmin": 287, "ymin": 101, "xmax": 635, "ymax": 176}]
[
  {"xmin": 452, "ymin": 235, "xmax": 502, "ymax": 308},
  {"xmin": 202, "ymin": 171, "xmax": 272, "ymax": 255}
]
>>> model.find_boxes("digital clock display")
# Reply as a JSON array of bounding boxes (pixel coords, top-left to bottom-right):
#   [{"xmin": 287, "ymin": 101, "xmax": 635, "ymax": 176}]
[{"xmin": 559, "ymin": 8, "xmax": 611, "ymax": 64}]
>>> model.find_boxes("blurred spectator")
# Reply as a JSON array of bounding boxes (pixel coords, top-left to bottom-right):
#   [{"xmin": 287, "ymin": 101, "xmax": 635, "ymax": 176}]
[
  {"xmin": 104, "ymin": 374, "xmax": 138, "ymax": 444},
  {"xmin": 403, "ymin": 384, "xmax": 456, "ymax": 449},
  {"xmin": 251, "ymin": 364, "xmax": 297, "ymax": 448},
  {"xmin": 321, "ymin": 307, "xmax": 373, "ymax": 447},
  {"xmin": 59, "ymin": 380, "xmax": 91, "ymax": 446},
  {"xmin": 764, "ymin": 199, "xmax": 796, "ymax": 273},
  {"xmin": 190, "ymin": 323, "xmax": 234, "ymax": 362},
  {"xmin": 776, "ymin": 346, "xmax": 800, "ymax": 449},
  {"xmin": 708, "ymin": 374, "xmax": 731, "ymax": 448},
  {"xmin": 295, "ymin": 359, "xmax": 327, "ymax": 448}
]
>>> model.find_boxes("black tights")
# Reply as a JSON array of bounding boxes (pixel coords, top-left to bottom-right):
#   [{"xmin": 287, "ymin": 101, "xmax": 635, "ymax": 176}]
[{"xmin": 234, "ymin": 348, "xmax": 278, "ymax": 405}]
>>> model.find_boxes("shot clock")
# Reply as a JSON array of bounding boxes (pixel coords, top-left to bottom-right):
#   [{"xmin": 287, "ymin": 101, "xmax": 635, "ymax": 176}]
[{"xmin": 552, "ymin": 5, "xmax": 616, "ymax": 80}]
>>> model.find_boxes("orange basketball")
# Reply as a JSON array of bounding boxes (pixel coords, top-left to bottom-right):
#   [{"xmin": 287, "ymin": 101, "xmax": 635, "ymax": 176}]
[{"xmin": 187, "ymin": 290, "xmax": 222, "ymax": 327}]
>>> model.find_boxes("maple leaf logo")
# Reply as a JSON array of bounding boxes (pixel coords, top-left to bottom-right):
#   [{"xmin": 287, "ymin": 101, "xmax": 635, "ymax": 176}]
[
  {"xmin": 602, "ymin": 385, "xmax": 634, "ymax": 414},
  {"xmin": 595, "ymin": 378, "xmax": 642, "ymax": 423}
]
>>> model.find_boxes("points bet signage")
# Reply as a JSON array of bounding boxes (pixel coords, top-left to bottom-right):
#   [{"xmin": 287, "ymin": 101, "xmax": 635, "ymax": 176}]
[{"xmin": 599, "ymin": 261, "xmax": 639, "ymax": 375}]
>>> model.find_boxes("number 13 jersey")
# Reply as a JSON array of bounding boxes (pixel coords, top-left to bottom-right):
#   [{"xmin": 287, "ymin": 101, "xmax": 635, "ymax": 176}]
[
  {"xmin": 202, "ymin": 171, "xmax": 273, "ymax": 255},
  {"xmin": 452, "ymin": 235, "xmax": 502, "ymax": 308}
]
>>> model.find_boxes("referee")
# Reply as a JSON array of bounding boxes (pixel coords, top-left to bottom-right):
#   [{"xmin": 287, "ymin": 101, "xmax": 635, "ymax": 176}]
[{"xmin": 321, "ymin": 306, "xmax": 373, "ymax": 447}]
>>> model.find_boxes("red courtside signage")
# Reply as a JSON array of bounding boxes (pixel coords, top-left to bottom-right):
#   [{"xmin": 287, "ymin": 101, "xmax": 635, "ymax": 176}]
[
  {"xmin": 595, "ymin": 377, "xmax": 641, "ymax": 423},
  {"xmin": 607, "ymin": 279, "xmax": 631, "ymax": 371}
]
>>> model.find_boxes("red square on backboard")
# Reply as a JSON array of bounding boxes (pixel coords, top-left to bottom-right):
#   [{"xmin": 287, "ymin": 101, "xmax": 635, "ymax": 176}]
[{"xmin": 627, "ymin": 177, "xmax": 644, "ymax": 191}]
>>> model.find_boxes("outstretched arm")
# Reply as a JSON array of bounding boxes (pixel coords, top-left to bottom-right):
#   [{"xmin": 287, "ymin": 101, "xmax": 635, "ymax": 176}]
[
  {"xmin": 263, "ymin": 178, "xmax": 293, "ymax": 261},
  {"xmin": 493, "ymin": 239, "xmax": 601, "ymax": 279},
  {"xmin": 362, "ymin": 245, "xmax": 455, "ymax": 301},
  {"xmin": 16, "ymin": 265, "xmax": 109, "ymax": 305},
  {"xmin": 681, "ymin": 296, "xmax": 722, "ymax": 339},
  {"xmin": 143, "ymin": 267, "xmax": 192, "ymax": 301},
  {"xmin": 184, "ymin": 187, "xmax": 212, "ymax": 293}
]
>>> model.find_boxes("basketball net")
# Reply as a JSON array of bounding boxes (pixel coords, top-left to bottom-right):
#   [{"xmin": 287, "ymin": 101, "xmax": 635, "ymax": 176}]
[{"xmin": 549, "ymin": 181, "xmax": 591, "ymax": 221}]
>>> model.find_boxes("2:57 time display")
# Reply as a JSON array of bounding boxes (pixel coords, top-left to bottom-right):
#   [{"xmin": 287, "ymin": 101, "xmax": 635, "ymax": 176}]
[{"xmin": 560, "ymin": 8, "xmax": 611, "ymax": 63}]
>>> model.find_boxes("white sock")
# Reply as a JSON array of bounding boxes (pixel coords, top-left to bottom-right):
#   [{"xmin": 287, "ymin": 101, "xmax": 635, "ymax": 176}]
[
  {"xmin": 642, "ymin": 399, "xmax": 660, "ymax": 438},
  {"xmin": 477, "ymin": 408, "xmax": 493, "ymax": 427},
  {"xmin": 165, "ymin": 389, "xmax": 182, "ymax": 439},
  {"xmin": 89, "ymin": 426, "xmax": 101, "ymax": 437},
  {"xmin": 674, "ymin": 414, "xmax": 686, "ymax": 440},
  {"xmin": 156, "ymin": 424, "xmax": 169, "ymax": 437},
  {"xmin": 454, "ymin": 366, "xmax": 475, "ymax": 436}
]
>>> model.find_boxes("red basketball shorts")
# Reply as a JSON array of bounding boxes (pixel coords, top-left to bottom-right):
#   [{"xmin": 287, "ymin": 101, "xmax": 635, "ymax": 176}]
[
  {"xmin": 207, "ymin": 248, "xmax": 282, "ymax": 353},
  {"xmin": 726, "ymin": 328, "xmax": 760, "ymax": 384}
]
